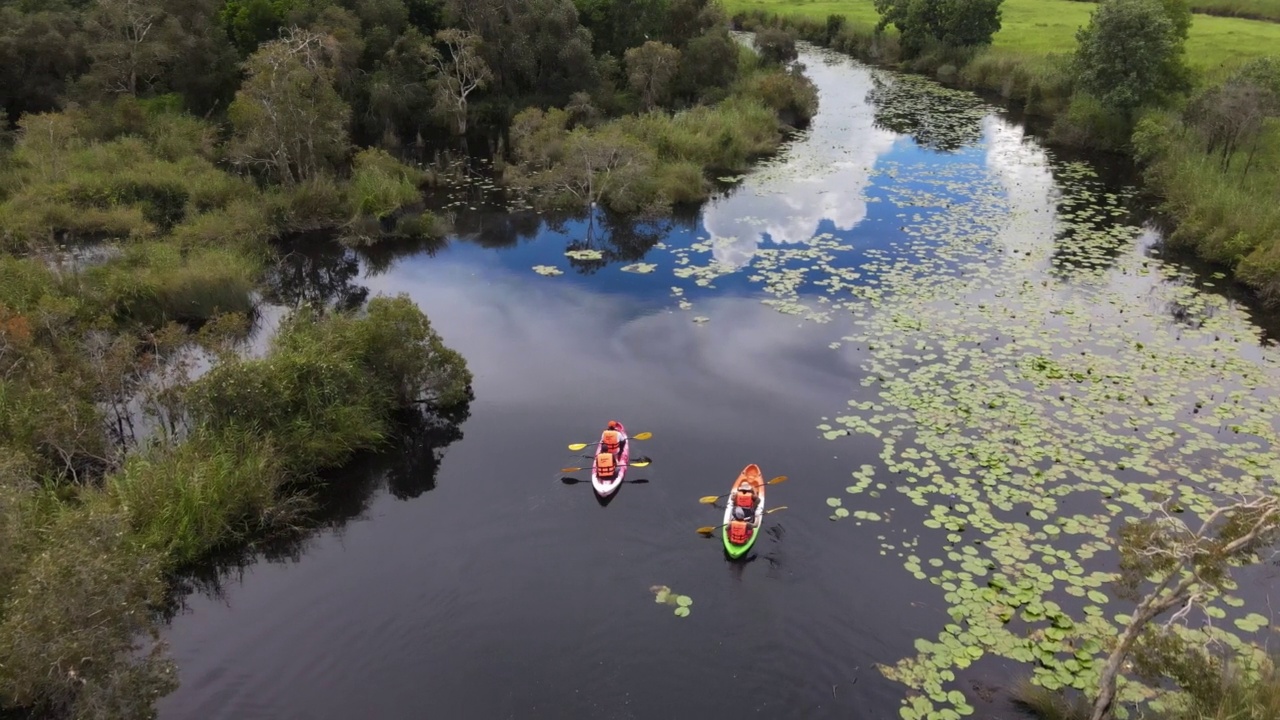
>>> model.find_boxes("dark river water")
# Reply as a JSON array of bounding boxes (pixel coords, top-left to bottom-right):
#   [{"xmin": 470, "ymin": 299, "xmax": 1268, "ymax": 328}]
[{"xmin": 157, "ymin": 43, "xmax": 1280, "ymax": 720}]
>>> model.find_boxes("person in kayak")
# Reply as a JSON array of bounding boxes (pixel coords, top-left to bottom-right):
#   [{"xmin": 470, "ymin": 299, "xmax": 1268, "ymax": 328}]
[
  {"xmin": 728, "ymin": 514, "xmax": 754, "ymax": 544},
  {"xmin": 595, "ymin": 451, "xmax": 617, "ymax": 480},
  {"xmin": 601, "ymin": 421, "xmax": 626, "ymax": 460},
  {"xmin": 732, "ymin": 483, "xmax": 759, "ymax": 518}
]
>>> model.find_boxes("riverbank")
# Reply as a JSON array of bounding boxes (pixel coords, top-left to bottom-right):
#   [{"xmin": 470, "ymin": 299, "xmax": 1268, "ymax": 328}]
[{"xmin": 726, "ymin": 2, "xmax": 1280, "ymax": 305}]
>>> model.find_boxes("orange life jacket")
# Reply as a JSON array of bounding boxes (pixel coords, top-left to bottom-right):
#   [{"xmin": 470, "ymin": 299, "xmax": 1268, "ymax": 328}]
[
  {"xmin": 734, "ymin": 490, "xmax": 755, "ymax": 508},
  {"xmin": 728, "ymin": 520, "xmax": 752, "ymax": 544},
  {"xmin": 601, "ymin": 430, "xmax": 621, "ymax": 454},
  {"xmin": 595, "ymin": 452, "xmax": 616, "ymax": 479}
]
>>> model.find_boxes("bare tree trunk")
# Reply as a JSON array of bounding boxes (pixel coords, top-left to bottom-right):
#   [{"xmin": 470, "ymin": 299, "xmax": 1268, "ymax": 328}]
[{"xmin": 1241, "ymin": 135, "xmax": 1261, "ymax": 182}]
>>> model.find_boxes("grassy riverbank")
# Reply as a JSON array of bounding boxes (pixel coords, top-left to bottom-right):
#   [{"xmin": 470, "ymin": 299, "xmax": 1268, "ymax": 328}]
[{"xmin": 726, "ymin": 0, "xmax": 1280, "ymax": 304}]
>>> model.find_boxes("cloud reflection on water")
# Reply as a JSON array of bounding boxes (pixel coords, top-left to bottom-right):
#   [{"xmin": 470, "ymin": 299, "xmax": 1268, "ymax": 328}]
[{"xmin": 701, "ymin": 54, "xmax": 899, "ymax": 271}]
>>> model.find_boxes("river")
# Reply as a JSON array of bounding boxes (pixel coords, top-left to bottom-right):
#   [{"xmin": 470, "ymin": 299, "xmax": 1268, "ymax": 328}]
[{"xmin": 158, "ymin": 43, "xmax": 1280, "ymax": 720}]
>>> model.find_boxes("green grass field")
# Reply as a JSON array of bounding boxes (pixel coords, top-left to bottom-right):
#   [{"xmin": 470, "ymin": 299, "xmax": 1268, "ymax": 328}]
[{"xmin": 723, "ymin": 0, "xmax": 1280, "ymax": 71}]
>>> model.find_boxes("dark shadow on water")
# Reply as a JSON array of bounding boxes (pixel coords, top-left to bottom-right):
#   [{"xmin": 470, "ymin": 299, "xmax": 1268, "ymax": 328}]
[
  {"xmin": 160, "ymin": 402, "xmax": 470, "ymax": 620},
  {"xmin": 866, "ymin": 70, "xmax": 987, "ymax": 153},
  {"xmin": 260, "ymin": 232, "xmax": 369, "ymax": 313}
]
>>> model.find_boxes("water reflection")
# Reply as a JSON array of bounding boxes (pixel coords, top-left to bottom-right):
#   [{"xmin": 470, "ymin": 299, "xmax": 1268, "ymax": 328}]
[
  {"xmin": 559, "ymin": 209, "xmax": 681, "ymax": 274},
  {"xmin": 162, "ymin": 404, "xmax": 469, "ymax": 619},
  {"xmin": 260, "ymin": 236, "xmax": 369, "ymax": 313},
  {"xmin": 867, "ymin": 72, "xmax": 989, "ymax": 152},
  {"xmin": 702, "ymin": 52, "xmax": 898, "ymax": 271}
]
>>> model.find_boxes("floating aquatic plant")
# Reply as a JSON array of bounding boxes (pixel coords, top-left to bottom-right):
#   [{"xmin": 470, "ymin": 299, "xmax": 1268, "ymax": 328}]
[{"xmin": 651, "ymin": 585, "xmax": 694, "ymax": 618}]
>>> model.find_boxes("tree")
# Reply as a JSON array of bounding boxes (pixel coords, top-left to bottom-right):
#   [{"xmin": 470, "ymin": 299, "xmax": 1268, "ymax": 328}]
[
  {"xmin": 753, "ymin": 26, "xmax": 798, "ymax": 66},
  {"xmin": 0, "ymin": 8, "xmax": 87, "ymax": 125},
  {"xmin": 663, "ymin": 0, "xmax": 726, "ymax": 48},
  {"xmin": 228, "ymin": 27, "xmax": 352, "ymax": 184},
  {"xmin": 624, "ymin": 40, "xmax": 680, "ymax": 110},
  {"xmin": 674, "ymin": 26, "xmax": 739, "ymax": 102},
  {"xmin": 874, "ymin": 0, "xmax": 1003, "ymax": 56},
  {"xmin": 81, "ymin": 0, "xmax": 182, "ymax": 96},
  {"xmin": 1185, "ymin": 58, "xmax": 1280, "ymax": 176},
  {"xmin": 1072, "ymin": 0, "xmax": 1191, "ymax": 117},
  {"xmin": 1089, "ymin": 494, "xmax": 1280, "ymax": 720},
  {"xmin": 364, "ymin": 27, "xmax": 437, "ymax": 142},
  {"xmin": 551, "ymin": 129, "xmax": 654, "ymax": 211},
  {"xmin": 574, "ymin": 0, "xmax": 670, "ymax": 56},
  {"xmin": 429, "ymin": 28, "xmax": 490, "ymax": 135},
  {"xmin": 443, "ymin": 0, "xmax": 597, "ymax": 105}
]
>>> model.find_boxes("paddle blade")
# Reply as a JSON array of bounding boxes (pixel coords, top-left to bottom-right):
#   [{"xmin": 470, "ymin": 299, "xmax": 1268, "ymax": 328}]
[
  {"xmin": 629, "ymin": 460, "xmax": 651, "ymax": 468},
  {"xmin": 631, "ymin": 432, "xmax": 653, "ymax": 440},
  {"xmin": 767, "ymin": 475, "xmax": 788, "ymax": 485},
  {"xmin": 696, "ymin": 526, "xmax": 718, "ymax": 536},
  {"xmin": 560, "ymin": 466, "xmax": 585, "ymax": 473},
  {"xmin": 567, "ymin": 442, "xmax": 591, "ymax": 451},
  {"xmin": 766, "ymin": 505, "xmax": 788, "ymax": 514},
  {"xmin": 698, "ymin": 495, "xmax": 721, "ymax": 504}
]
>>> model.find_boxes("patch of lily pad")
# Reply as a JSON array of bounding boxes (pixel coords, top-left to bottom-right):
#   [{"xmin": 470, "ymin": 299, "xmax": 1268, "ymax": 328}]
[
  {"xmin": 532, "ymin": 265, "xmax": 563, "ymax": 276},
  {"xmin": 651, "ymin": 585, "xmax": 695, "ymax": 618}
]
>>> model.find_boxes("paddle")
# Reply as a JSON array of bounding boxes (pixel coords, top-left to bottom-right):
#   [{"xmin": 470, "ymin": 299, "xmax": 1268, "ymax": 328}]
[
  {"xmin": 559, "ymin": 459, "xmax": 651, "ymax": 473},
  {"xmin": 567, "ymin": 431, "xmax": 652, "ymax": 452},
  {"xmin": 698, "ymin": 476, "xmax": 789, "ymax": 504},
  {"xmin": 560, "ymin": 476, "xmax": 650, "ymax": 485},
  {"xmin": 697, "ymin": 506, "xmax": 788, "ymax": 536}
]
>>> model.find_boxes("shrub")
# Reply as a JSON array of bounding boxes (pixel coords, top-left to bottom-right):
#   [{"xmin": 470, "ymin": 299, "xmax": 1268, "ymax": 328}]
[
  {"xmin": 348, "ymin": 148, "xmax": 426, "ymax": 219},
  {"xmin": 107, "ymin": 428, "xmax": 287, "ymax": 567},
  {"xmin": 0, "ymin": 499, "xmax": 174, "ymax": 717}
]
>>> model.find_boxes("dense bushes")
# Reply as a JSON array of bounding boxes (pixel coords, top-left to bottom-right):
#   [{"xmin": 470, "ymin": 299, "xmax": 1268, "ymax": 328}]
[{"xmin": 504, "ymin": 60, "xmax": 817, "ymax": 213}]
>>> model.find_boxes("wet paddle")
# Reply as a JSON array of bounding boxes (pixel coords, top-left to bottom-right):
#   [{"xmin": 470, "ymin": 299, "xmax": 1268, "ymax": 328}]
[
  {"xmin": 559, "ymin": 459, "xmax": 651, "ymax": 473},
  {"xmin": 560, "ymin": 476, "xmax": 649, "ymax": 485},
  {"xmin": 698, "ymin": 476, "xmax": 789, "ymax": 504},
  {"xmin": 697, "ymin": 506, "xmax": 788, "ymax": 536},
  {"xmin": 567, "ymin": 431, "xmax": 652, "ymax": 452}
]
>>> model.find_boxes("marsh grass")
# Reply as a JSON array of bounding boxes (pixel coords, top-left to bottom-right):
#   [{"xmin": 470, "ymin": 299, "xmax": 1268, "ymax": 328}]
[
  {"xmin": 81, "ymin": 243, "xmax": 260, "ymax": 326},
  {"xmin": 0, "ymin": 498, "xmax": 174, "ymax": 717},
  {"xmin": 348, "ymin": 147, "xmax": 426, "ymax": 220},
  {"xmin": 107, "ymin": 428, "xmax": 289, "ymax": 567},
  {"xmin": 1134, "ymin": 113, "xmax": 1280, "ymax": 302}
]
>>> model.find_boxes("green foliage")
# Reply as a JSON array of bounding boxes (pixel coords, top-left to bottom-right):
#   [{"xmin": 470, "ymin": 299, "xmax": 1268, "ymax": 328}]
[
  {"xmin": 739, "ymin": 65, "xmax": 820, "ymax": 126},
  {"xmin": 874, "ymin": 0, "xmax": 1004, "ymax": 57},
  {"xmin": 187, "ymin": 295, "xmax": 472, "ymax": 475},
  {"xmin": 107, "ymin": 428, "xmax": 287, "ymax": 567},
  {"xmin": 1072, "ymin": 0, "xmax": 1191, "ymax": 117},
  {"xmin": 0, "ymin": 107, "xmax": 257, "ymax": 251},
  {"xmin": 348, "ymin": 147, "xmax": 426, "ymax": 219},
  {"xmin": 0, "ymin": 499, "xmax": 174, "ymax": 717},
  {"xmin": 228, "ymin": 28, "xmax": 352, "ymax": 184},
  {"xmin": 0, "ymin": 7, "xmax": 86, "ymax": 123},
  {"xmin": 82, "ymin": 243, "xmax": 260, "ymax": 326},
  {"xmin": 754, "ymin": 25, "xmax": 800, "ymax": 65},
  {"xmin": 674, "ymin": 27, "xmax": 742, "ymax": 101},
  {"xmin": 220, "ymin": 0, "xmax": 297, "ymax": 55},
  {"xmin": 625, "ymin": 40, "xmax": 682, "ymax": 110},
  {"xmin": 574, "ymin": 0, "xmax": 671, "ymax": 55},
  {"xmin": 1048, "ymin": 92, "xmax": 1134, "ymax": 151}
]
